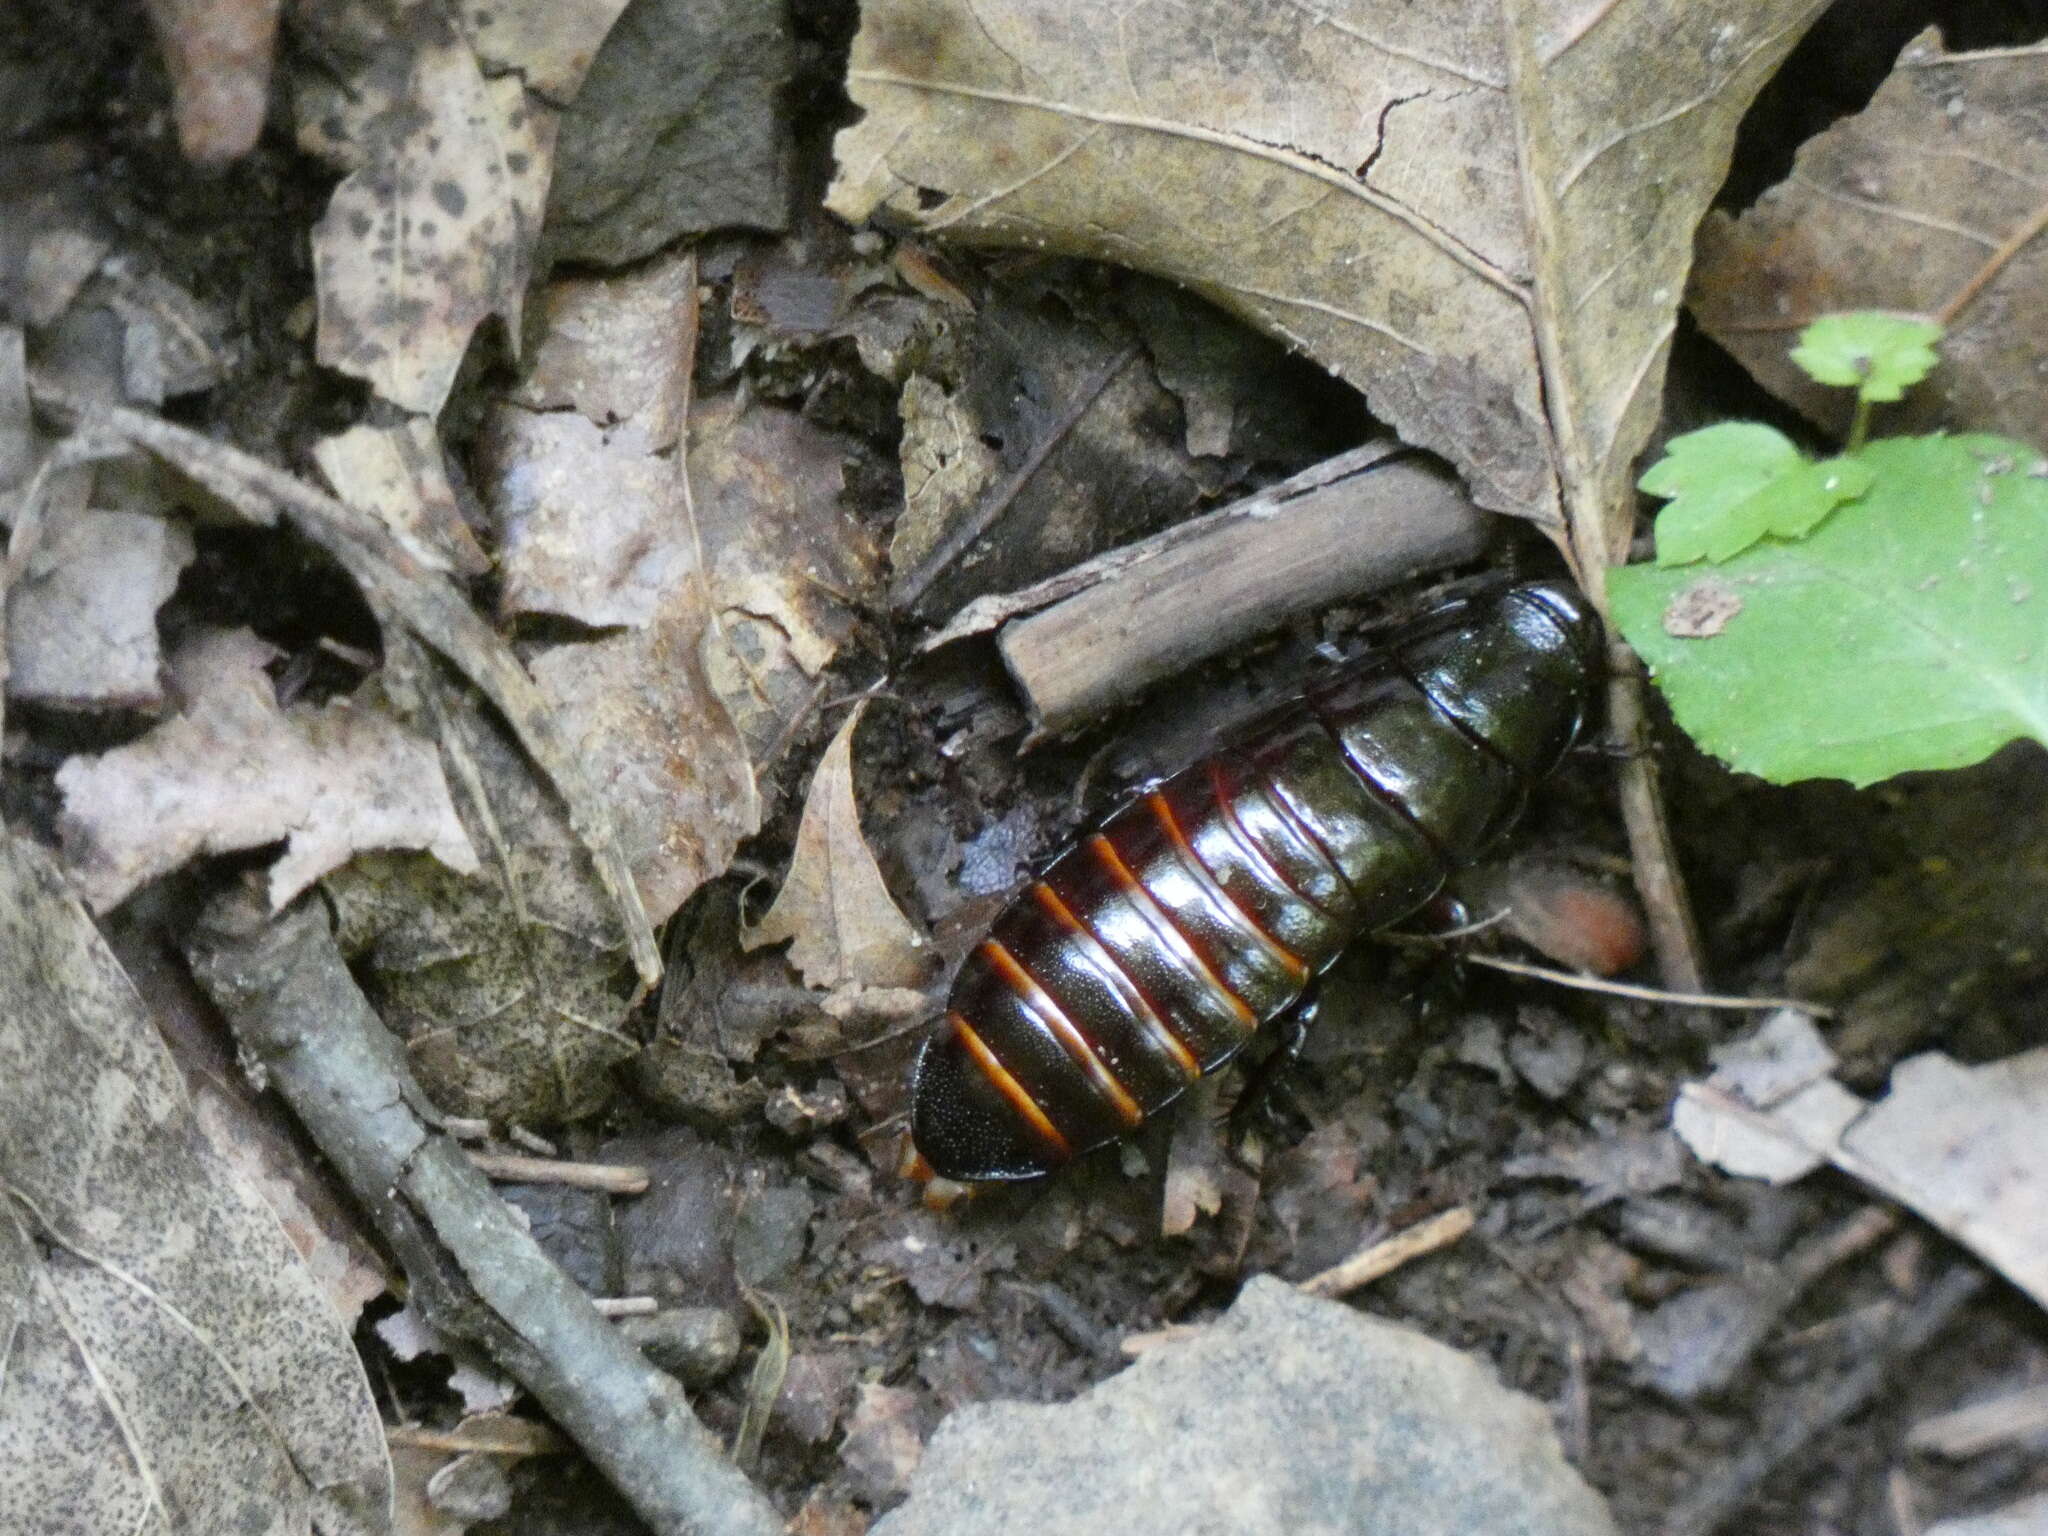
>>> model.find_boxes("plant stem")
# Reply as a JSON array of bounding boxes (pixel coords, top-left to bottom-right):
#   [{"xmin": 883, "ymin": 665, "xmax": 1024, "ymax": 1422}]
[{"xmin": 1846, "ymin": 393, "xmax": 1873, "ymax": 454}]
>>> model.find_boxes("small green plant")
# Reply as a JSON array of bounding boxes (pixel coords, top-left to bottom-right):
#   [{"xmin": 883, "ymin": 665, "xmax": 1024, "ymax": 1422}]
[{"xmin": 1609, "ymin": 312, "xmax": 2048, "ymax": 788}]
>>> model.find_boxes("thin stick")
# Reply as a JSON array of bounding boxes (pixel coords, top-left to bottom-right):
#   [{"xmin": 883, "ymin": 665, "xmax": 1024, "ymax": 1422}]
[
  {"xmin": 467, "ymin": 1152, "xmax": 651, "ymax": 1194},
  {"xmin": 1937, "ymin": 195, "xmax": 2048, "ymax": 328},
  {"xmin": 1458, "ymin": 952, "xmax": 1833, "ymax": 1015},
  {"xmin": 1299, "ymin": 1207, "xmax": 1477, "ymax": 1299},
  {"xmin": 386, "ymin": 1420, "xmax": 568, "ymax": 1458}
]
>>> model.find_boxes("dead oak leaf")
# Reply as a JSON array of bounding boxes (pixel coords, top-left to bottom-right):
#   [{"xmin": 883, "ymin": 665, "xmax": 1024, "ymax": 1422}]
[
  {"xmin": 55, "ymin": 627, "xmax": 478, "ymax": 912},
  {"xmin": 743, "ymin": 702, "xmax": 932, "ymax": 993},
  {"xmin": 1692, "ymin": 29, "xmax": 2048, "ymax": 445},
  {"xmin": 830, "ymin": 0, "xmax": 1827, "ymax": 569}
]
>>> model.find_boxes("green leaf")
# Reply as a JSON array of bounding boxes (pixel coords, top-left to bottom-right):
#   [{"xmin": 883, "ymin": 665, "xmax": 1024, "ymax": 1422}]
[
  {"xmin": 1611, "ymin": 434, "xmax": 2048, "ymax": 786},
  {"xmin": 1640, "ymin": 423, "xmax": 1802, "ymax": 565},
  {"xmin": 1789, "ymin": 312, "xmax": 1943, "ymax": 403}
]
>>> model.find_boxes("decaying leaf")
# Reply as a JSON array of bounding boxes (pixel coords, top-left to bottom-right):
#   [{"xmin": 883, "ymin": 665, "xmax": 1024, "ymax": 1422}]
[
  {"xmin": 479, "ymin": 253, "xmax": 699, "ymax": 629},
  {"xmin": 3, "ymin": 507, "xmax": 193, "ymax": 710},
  {"xmin": 688, "ymin": 392, "xmax": 878, "ymax": 765},
  {"xmin": 55, "ymin": 627, "xmax": 478, "ymax": 912},
  {"xmin": 830, "ymin": 0, "xmax": 1826, "ymax": 565},
  {"xmin": 0, "ymin": 832, "xmax": 390, "ymax": 1535},
  {"xmin": 744, "ymin": 702, "xmax": 932, "ymax": 994},
  {"xmin": 1677, "ymin": 1024, "xmax": 2048, "ymax": 1312},
  {"xmin": 297, "ymin": 0, "xmax": 630, "ymax": 414},
  {"xmin": 1692, "ymin": 29, "xmax": 2048, "ymax": 444}
]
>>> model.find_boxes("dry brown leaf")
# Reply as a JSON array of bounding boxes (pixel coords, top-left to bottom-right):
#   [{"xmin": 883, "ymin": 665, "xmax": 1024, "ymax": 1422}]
[
  {"xmin": 55, "ymin": 627, "xmax": 478, "ymax": 911},
  {"xmin": 743, "ymin": 702, "xmax": 932, "ymax": 993},
  {"xmin": 295, "ymin": 0, "xmax": 628, "ymax": 415},
  {"xmin": 479, "ymin": 253, "xmax": 697, "ymax": 627},
  {"xmin": 830, "ymin": 0, "xmax": 1825, "ymax": 567},
  {"xmin": 1693, "ymin": 30, "xmax": 2048, "ymax": 443},
  {"xmin": 143, "ymin": 0, "xmax": 281, "ymax": 163},
  {"xmin": 4, "ymin": 508, "xmax": 193, "ymax": 710},
  {"xmin": 0, "ymin": 832, "xmax": 390, "ymax": 1535},
  {"xmin": 527, "ymin": 566, "xmax": 763, "ymax": 927},
  {"xmin": 305, "ymin": 6, "xmax": 550, "ymax": 414},
  {"xmin": 508, "ymin": 254, "xmax": 696, "ymax": 440},
  {"xmin": 688, "ymin": 392, "xmax": 876, "ymax": 764},
  {"xmin": 1676, "ymin": 1041, "xmax": 2048, "ymax": 1312},
  {"xmin": 313, "ymin": 417, "xmax": 489, "ymax": 578}
]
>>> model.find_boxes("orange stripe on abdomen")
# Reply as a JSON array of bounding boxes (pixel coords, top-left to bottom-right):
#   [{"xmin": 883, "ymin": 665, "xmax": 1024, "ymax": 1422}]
[
  {"xmin": 979, "ymin": 939, "xmax": 1145, "ymax": 1127},
  {"xmin": 948, "ymin": 1013, "xmax": 1071, "ymax": 1159}
]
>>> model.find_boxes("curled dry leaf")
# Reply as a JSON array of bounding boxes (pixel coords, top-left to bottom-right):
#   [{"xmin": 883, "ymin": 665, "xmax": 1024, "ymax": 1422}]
[
  {"xmin": 830, "ymin": 0, "xmax": 1826, "ymax": 564},
  {"xmin": 0, "ymin": 833, "xmax": 390, "ymax": 1535},
  {"xmin": 55, "ymin": 627, "xmax": 479, "ymax": 912},
  {"xmin": 1692, "ymin": 30, "xmax": 2048, "ymax": 444},
  {"xmin": 4, "ymin": 508, "xmax": 193, "ymax": 710},
  {"xmin": 743, "ymin": 702, "xmax": 933, "ymax": 995},
  {"xmin": 296, "ymin": 0, "xmax": 630, "ymax": 414}
]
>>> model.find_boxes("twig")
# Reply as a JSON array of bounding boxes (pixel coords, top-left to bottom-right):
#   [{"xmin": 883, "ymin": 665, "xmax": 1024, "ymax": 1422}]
[
  {"xmin": 1299, "ymin": 1207, "xmax": 1477, "ymax": 1298},
  {"xmin": 1456, "ymin": 952, "xmax": 1833, "ymax": 1015},
  {"xmin": 466, "ymin": 1152, "xmax": 649, "ymax": 1194},
  {"xmin": 1661, "ymin": 1264, "xmax": 1988, "ymax": 1536},
  {"xmin": 25, "ymin": 377, "xmax": 662, "ymax": 988},
  {"xmin": 387, "ymin": 1420, "xmax": 568, "ymax": 1458},
  {"xmin": 893, "ymin": 341, "xmax": 1142, "ymax": 610},
  {"xmin": 992, "ymin": 446, "xmax": 1493, "ymax": 735},
  {"xmin": 185, "ymin": 891, "xmax": 780, "ymax": 1536}
]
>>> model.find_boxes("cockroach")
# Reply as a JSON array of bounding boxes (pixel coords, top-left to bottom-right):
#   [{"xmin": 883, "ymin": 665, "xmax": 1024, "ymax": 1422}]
[{"xmin": 907, "ymin": 579, "xmax": 1602, "ymax": 1183}]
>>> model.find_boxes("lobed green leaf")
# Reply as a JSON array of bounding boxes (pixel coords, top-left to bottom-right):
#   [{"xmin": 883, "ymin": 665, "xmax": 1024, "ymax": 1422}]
[{"xmin": 1788, "ymin": 312, "xmax": 1943, "ymax": 403}]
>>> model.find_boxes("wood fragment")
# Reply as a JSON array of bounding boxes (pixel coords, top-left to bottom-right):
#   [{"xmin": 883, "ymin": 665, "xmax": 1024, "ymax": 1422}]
[
  {"xmin": 1299, "ymin": 1207, "xmax": 1477, "ymax": 1299},
  {"xmin": 185, "ymin": 891, "xmax": 779, "ymax": 1536},
  {"xmin": 980, "ymin": 445, "xmax": 1492, "ymax": 735},
  {"xmin": 467, "ymin": 1152, "xmax": 650, "ymax": 1194}
]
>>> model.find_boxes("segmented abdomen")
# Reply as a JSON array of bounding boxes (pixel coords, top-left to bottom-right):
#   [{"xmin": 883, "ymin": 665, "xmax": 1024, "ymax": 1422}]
[{"xmin": 910, "ymin": 581, "xmax": 1602, "ymax": 1182}]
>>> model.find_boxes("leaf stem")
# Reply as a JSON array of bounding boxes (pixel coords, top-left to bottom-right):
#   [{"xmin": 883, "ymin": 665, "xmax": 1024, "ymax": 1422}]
[{"xmin": 1846, "ymin": 393, "xmax": 1873, "ymax": 454}]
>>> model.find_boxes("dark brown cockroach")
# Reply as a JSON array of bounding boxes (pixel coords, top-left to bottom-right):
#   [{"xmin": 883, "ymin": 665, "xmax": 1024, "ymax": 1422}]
[{"xmin": 908, "ymin": 580, "xmax": 1602, "ymax": 1183}]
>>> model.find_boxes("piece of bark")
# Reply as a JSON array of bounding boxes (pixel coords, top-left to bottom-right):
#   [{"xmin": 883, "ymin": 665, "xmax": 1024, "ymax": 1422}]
[
  {"xmin": 937, "ymin": 444, "xmax": 1491, "ymax": 735},
  {"xmin": 185, "ymin": 891, "xmax": 781, "ymax": 1536}
]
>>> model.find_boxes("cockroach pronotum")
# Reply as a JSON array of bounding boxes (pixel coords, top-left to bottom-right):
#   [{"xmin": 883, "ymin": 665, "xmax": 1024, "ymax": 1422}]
[{"xmin": 907, "ymin": 579, "xmax": 1602, "ymax": 1183}]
